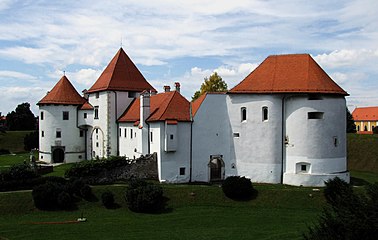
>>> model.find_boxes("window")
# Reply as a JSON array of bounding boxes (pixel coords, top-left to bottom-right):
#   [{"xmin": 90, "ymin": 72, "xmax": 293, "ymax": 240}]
[
  {"xmin": 170, "ymin": 134, "xmax": 174, "ymax": 140},
  {"xmin": 301, "ymin": 164, "xmax": 307, "ymax": 172},
  {"xmin": 95, "ymin": 92, "xmax": 99, "ymax": 98},
  {"xmin": 119, "ymin": 128, "xmax": 121, "ymax": 137},
  {"xmin": 241, "ymin": 107, "xmax": 247, "ymax": 122},
  {"xmin": 308, "ymin": 112, "xmax": 324, "ymax": 119},
  {"xmin": 124, "ymin": 128, "xmax": 127, "ymax": 138},
  {"xmin": 130, "ymin": 129, "xmax": 133, "ymax": 139},
  {"xmin": 308, "ymin": 94, "xmax": 323, "ymax": 100},
  {"xmin": 128, "ymin": 92, "xmax": 136, "ymax": 98},
  {"xmin": 40, "ymin": 112, "xmax": 44, "ymax": 120},
  {"xmin": 80, "ymin": 130, "xmax": 84, "ymax": 137},
  {"xmin": 84, "ymin": 113, "xmax": 87, "ymax": 119},
  {"xmin": 233, "ymin": 132, "xmax": 240, "ymax": 138},
  {"xmin": 63, "ymin": 111, "xmax": 69, "ymax": 120},
  {"xmin": 179, "ymin": 167, "xmax": 185, "ymax": 175},
  {"xmin": 95, "ymin": 128, "xmax": 98, "ymax": 134},
  {"xmin": 262, "ymin": 107, "xmax": 268, "ymax": 121},
  {"xmin": 96, "ymin": 142, "xmax": 99, "ymax": 147},
  {"xmin": 333, "ymin": 137, "xmax": 338, "ymax": 147},
  {"xmin": 150, "ymin": 132, "xmax": 153, "ymax": 142},
  {"xmin": 41, "ymin": 131, "xmax": 44, "ymax": 137},
  {"xmin": 94, "ymin": 106, "xmax": 99, "ymax": 119},
  {"xmin": 56, "ymin": 130, "xmax": 61, "ymax": 138}
]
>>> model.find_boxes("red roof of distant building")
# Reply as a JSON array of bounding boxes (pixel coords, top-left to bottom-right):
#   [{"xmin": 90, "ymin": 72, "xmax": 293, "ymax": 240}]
[
  {"xmin": 80, "ymin": 101, "xmax": 94, "ymax": 110},
  {"xmin": 38, "ymin": 76, "xmax": 86, "ymax": 105},
  {"xmin": 88, "ymin": 48, "xmax": 156, "ymax": 93},
  {"xmin": 229, "ymin": 54, "xmax": 348, "ymax": 95},
  {"xmin": 118, "ymin": 91, "xmax": 191, "ymax": 123},
  {"xmin": 352, "ymin": 107, "xmax": 378, "ymax": 121}
]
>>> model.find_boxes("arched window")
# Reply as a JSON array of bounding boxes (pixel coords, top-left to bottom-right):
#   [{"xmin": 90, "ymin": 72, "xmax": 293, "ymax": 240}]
[
  {"xmin": 241, "ymin": 107, "xmax": 247, "ymax": 122},
  {"xmin": 262, "ymin": 107, "xmax": 268, "ymax": 121}
]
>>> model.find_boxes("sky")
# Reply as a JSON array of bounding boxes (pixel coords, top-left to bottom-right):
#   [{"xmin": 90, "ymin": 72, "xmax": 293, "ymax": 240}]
[{"xmin": 0, "ymin": 0, "xmax": 377, "ymax": 115}]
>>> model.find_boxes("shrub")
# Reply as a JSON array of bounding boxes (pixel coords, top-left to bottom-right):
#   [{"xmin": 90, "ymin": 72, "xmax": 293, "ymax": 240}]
[
  {"xmin": 66, "ymin": 178, "xmax": 86, "ymax": 196},
  {"xmin": 323, "ymin": 177, "xmax": 353, "ymax": 206},
  {"xmin": 222, "ymin": 176, "xmax": 257, "ymax": 200},
  {"xmin": 102, "ymin": 191, "xmax": 115, "ymax": 208},
  {"xmin": 80, "ymin": 184, "xmax": 92, "ymax": 200},
  {"xmin": 24, "ymin": 131, "xmax": 38, "ymax": 151},
  {"xmin": 0, "ymin": 149, "xmax": 10, "ymax": 155},
  {"xmin": 125, "ymin": 179, "xmax": 164, "ymax": 213},
  {"xmin": 57, "ymin": 191, "xmax": 73, "ymax": 210},
  {"xmin": 32, "ymin": 181, "xmax": 66, "ymax": 210},
  {"xmin": 1, "ymin": 163, "xmax": 39, "ymax": 181}
]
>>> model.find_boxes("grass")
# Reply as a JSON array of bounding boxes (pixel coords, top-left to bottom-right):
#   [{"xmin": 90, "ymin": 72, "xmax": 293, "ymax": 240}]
[
  {"xmin": 0, "ymin": 131, "xmax": 33, "ymax": 153},
  {"xmin": 44, "ymin": 163, "xmax": 75, "ymax": 177},
  {"xmin": 0, "ymin": 184, "xmax": 324, "ymax": 240},
  {"xmin": 347, "ymin": 133, "xmax": 378, "ymax": 173}
]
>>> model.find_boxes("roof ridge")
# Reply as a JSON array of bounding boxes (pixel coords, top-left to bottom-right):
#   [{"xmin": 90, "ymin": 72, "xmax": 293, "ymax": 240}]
[{"xmin": 158, "ymin": 91, "xmax": 177, "ymax": 120}]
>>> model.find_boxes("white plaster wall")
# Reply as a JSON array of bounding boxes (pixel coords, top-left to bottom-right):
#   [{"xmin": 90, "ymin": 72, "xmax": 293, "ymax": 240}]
[
  {"xmin": 150, "ymin": 122, "xmax": 191, "ymax": 183},
  {"xmin": 192, "ymin": 94, "xmax": 234, "ymax": 182},
  {"xmin": 227, "ymin": 94, "xmax": 283, "ymax": 183},
  {"xmin": 119, "ymin": 123, "xmax": 140, "ymax": 159},
  {"xmin": 284, "ymin": 95, "xmax": 348, "ymax": 186},
  {"xmin": 39, "ymin": 105, "xmax": 85, "ymax": 163},
  {"xmin": 78, "ymin": 109, "xmax": 93, "ymax": 127}
]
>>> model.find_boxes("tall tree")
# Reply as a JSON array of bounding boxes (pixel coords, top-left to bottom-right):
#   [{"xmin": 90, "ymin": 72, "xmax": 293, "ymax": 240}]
[
  {"xmin": 6, "ymin": 102, "xmax": 36, "ymax": 131},
  {"xmin": 192, "ymin": 72, "xmax": 228, "ymax": 101},
  {"xmin": 346, "ymin": 108, "xmax": 356, "ymax": 133}
]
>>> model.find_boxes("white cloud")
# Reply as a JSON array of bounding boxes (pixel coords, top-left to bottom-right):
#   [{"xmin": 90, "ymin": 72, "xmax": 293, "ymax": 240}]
[
  {"xmin": 0, "ymin": 70, "xmax": 37, "ymax": 81},
  {"xmin": 314, "ymin": 49, "xmax": 378, "ymax": 69}
]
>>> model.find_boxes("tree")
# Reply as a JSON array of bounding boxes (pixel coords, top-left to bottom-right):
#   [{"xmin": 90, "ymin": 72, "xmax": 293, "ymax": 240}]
[
  {"xmin": 346, "ymin": 108, "xmax": 356, "ymax": 133},
  {"xmin": 191, "ymin": 72, "xmax": 228, "ymax": 101},
  {"xmin": 24, "ymin": 131, "xmax": 38, "ymax": 151},
  {"xmin": 6, "ymin": 103, "xmax": 36, "ymax": 131}
]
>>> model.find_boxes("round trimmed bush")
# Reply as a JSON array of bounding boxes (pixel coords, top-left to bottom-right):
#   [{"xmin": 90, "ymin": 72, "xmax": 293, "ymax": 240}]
[
  {"xmin": 222, "ymin": 176, "xmax": 257, "ymax": 200},
  {"xmin": 101, "ymin": 191, "xmax": 115, "ymax": 208},
  {"xmin": 32, "ymin": 182, "xmax": 65, "ymax": 210},
  {"xmin": 125, "ymin": 179, "xmax": 164, "ymax": 213},
  {"xmin": 80, "ymin": 184, "xmax": 92, "ymax": 199},
  {"xmin": 57, "ymin": 191, "xmax": 73, "ymax": 210}
]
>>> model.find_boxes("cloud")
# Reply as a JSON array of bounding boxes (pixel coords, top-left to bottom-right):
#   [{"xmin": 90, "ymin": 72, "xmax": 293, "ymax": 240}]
[
  {"xmin": 0, "ymin": 70, "xmax": 37, "ymax": 81},
  {"xmin": 314, "ymin": 49, "xmax": 378, "ymax": 69}
]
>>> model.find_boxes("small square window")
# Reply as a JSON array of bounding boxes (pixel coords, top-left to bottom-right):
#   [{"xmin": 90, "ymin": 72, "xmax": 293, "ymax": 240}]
[
  {"xmin": 95, "ymin": 92, "xmax": 99, "ymax": 98},
  {"xmin": 128, "ymin": 92, "xmax": 136, "ymax": 98},
  {"xmin": 308, "ymin": 112, "xmax": 324, "ymax": 119},
  {"xmin": 233, "ymin": 133, "xmax": 240, "ymax": 138},
  {"xmin": 56, "ymin": 131, "xmax": 61, "ymax": 138},
  {"xmin": 80, "ymin": 130, "xmax": 84, "ymax": 137},
  {"xmin": 170, "ymin": 134, "xmax": 174, "ymax": 140},
  {"xmin": 41, "ymin": 131, "xmax": 44, "ymax": 137},
  {"xmin": 301, "ymin": 165, "xmax": 307, "ymax": 171},
  {"xmin": 63, "ymin": 111, "xmax": 69, "ymax": 120},
  {"xmin": 179, "ymin": 167, "xmax": 185, "ymax": 175},
  {"xmin": 84, "ymin": 113, "xmax": 87, "ymax": 119}
]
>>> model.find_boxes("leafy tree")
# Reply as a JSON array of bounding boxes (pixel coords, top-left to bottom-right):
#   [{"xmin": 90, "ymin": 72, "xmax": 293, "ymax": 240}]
[
  {"xmin": 346, "ymin": 108, "xmax": 356, "ymax": 133},
  {"xmin": 192, "ymin": 72, "xmax": 228, "ymax": 101},
  {"xmin": 24, "ymin": 131, "xmax": 38, "ymax": 151},
  {"xmin": 6, "ymin": 103, "xmax": 36, "ymax": 130},
  {"xmin": 303, "ymin": 177, "xmax": 378, "ymax": 240}
]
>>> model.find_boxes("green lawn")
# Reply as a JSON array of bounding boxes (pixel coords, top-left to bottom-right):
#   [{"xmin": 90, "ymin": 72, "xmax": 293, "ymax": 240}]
[
  {"xmin": 0, "ymin": 184, "xmax": 324, "ymax": 240},
  {"xmin": 0, "ymin": 131, "xmax": 33, "ymax": 153},
  {"xmin": 347, "ymin": 133, "xmax": 378, "ymax": 173}
]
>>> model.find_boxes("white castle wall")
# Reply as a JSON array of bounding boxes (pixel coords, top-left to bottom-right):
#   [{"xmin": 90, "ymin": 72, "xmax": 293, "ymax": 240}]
[
  {"xmin": 283, "ymin": 95, "xmax": 349, "ymax": 186},
  {"xmin": 227, "ymin": 94, "xmax": 283, "ymax": 184},
  {"xmin": 119, "ymin": 123, "xmax": 140, "ymax": 159},
  {"xmin": 192, "ymin": 94, "xmax": 234, "ymax": 182},
  {"xmin": 39, "ymin": 105, "xmax": 85, "ymax": 163},
  {"xmin": 150, "ymin": 122, "xmax": 191, "ymax": 183}
]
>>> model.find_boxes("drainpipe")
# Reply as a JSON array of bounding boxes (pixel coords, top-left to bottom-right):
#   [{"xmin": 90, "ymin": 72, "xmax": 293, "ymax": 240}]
[
  {"xmin": 281, "ymin": 95, "xmax": 287, "ymax": 184},
  {"xmin": 113, "ymin": 91, "xmax": 119, "ymax": 156},
  {"xmin": 189, "ymin": 103, "xmax": 193, "ymax": 183}
]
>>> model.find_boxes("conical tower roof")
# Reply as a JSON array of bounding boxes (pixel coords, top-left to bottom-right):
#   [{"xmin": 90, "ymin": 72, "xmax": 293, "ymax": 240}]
[
  {"xmin": 88, "ymin": 48, "xmax": 156, "ymax": 93},
  {"xmin": 38, "ymin": 75, "xmax": 86, "ymax": 105},
  {"xmin": 229, "ymin": 54, "xmax": 348, "ymax": 95}
]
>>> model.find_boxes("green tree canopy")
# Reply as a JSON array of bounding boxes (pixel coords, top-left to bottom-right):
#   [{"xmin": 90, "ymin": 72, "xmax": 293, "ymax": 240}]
[
  {"xmin": 346, "ymin": 108, "xmax": 356, "ymax": 133},
  {"xmin": 192, "ymin": 72, "xmax": 228, "ymax": 101},
  {"xmin": 6, "ymin": 102, "xmax": 36, "ymax": 131}
]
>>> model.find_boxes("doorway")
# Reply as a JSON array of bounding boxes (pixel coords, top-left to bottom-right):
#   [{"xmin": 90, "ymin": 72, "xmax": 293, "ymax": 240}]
[
  {"xmin": 52, "ymin": 147, "xmax": 65, "ymax": 163},
  {"xmin": 209, "ymin": 155, "xmax": 225, "ymax": 181}
]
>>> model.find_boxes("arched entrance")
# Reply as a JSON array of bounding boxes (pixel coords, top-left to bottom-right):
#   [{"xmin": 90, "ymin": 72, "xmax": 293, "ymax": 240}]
[
  {"xmin": 52, "ymin": 148, "xmax": 65, "ymax": 163},
  {"xmin": 209, "ymin": 155, "xmax": 225, "ymax": 181}
]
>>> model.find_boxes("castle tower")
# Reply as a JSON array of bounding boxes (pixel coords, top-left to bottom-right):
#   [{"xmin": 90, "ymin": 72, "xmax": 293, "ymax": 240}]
[
  {"xmin": 86, "ymin": 48, "xmax": 156, "ymax": 158},
  {"xmin": 38, "ymin": 75, "xmax": 86, "ymax": 163}
]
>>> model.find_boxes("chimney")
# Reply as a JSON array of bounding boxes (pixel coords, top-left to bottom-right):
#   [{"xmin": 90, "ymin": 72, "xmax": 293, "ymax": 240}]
[
  {"xmin": 174, "ymin": 82, "xmax": 180, "ymax": 92},
  {"xmin": 140, "ymin": 91, "xmax": 150, "ymax": 128},
  {"xmin": 164, "ymin": 86, "xmax": 171, "ymax": 92},
  {"xmin": 82, "ymin": 89, "xmax": 89, "ymax": 99}
]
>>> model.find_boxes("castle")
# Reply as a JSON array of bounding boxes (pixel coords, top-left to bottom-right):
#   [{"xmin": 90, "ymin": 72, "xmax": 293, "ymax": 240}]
[{"xmin": 38, "ymin": 48, "xmax": 350, "ymax": 186}]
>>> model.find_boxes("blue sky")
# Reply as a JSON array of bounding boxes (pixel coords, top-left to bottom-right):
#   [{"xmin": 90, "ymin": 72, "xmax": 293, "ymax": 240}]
[{"xmin": 0, "ymin": 0, "xmax": 377, "ymax": 115}]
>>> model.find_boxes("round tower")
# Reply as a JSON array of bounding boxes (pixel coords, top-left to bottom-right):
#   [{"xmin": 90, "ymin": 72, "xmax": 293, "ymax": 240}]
[{"xmin": 38, "ymin": 76, "xmax": 86, "ymax": 163}]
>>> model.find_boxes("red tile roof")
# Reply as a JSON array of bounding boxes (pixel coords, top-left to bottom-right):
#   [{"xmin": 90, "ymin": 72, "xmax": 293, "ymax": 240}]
[
  {"xmin": 38, "ymin": 76, "xmax": 86, "ymax": 105},
  {"xmin": 118, "ymin": 91, "xmax": 191, "ymax": 123},
  {"xmin": 352, "ymin": 107, "xmax": 378, "ymax": 121},
  {"xmin": 88, "ymin": 48, "xmax": 156, "ymax": 93},
  {"xmin": 229, "ymin": 54, "xmax": 348, "ymax": 95},
  {"xmin": 80, "ymin": 101, "xmax": 94, "ymax": 110},
  {"xmin": 191, "ymin": 93, "xmax": 207, "ymax": 117}
]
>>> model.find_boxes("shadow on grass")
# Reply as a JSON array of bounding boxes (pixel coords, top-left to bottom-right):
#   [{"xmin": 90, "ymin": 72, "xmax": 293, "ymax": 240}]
[
  {"xmin": 350, "ymin": 177, "xmax": 370, "ymax": 186},
  {"xmin": 225, "ymin": 189, "xmax": 259, "ymax": 202}
]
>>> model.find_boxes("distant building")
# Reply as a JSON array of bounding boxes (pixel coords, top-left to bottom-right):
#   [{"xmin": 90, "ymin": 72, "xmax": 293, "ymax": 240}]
[
  {"xmin": 38, "ymin": 48, "xmax": 350, "ymax": 187},
  {"xmin": 0, "ymin": 113, "xmax": 6, "ymax": 128},
  {"xmin": 352, "ymin": 107, "xmax": 378, "ymax": 134}
]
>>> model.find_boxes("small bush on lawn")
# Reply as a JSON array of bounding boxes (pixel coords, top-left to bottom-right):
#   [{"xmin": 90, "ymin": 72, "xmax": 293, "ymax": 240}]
[
  {"xmin": 80, "ymin": 184, "xmax": 92, "ymax": 200},
  {"xmin": 222, "ymin": 176, "xmax": 257, "ymax": 200},
  {"xmin": 0, "ymin": 163, "xmax": 39, "ymax": 181},
  {"xmin": 125, "ymin": 179, "xmax": 164, "ymax": 213},
  {"xmin": 102, "ymin": 191, "xmax": 115, "ymax": 209},
  {"xmin": 32, "ymin": 181, "xmax": 73, "ymax": 210},
  {"xmin": 57, "ymin": 192, "xmax": 74, "ymax": 210}
]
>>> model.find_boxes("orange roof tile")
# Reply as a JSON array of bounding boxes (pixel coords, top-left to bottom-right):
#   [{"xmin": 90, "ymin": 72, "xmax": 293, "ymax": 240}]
[
  {"xmin": 80, "ymin": 101, "xmax": 94, "ymax": 110},
  {"xmin": 118, "ymin": 91, "xmax": 191, "ymax": 123},
  {"xmin": 352, "ymin": 107, "xmax": 378, "ymax": 121},
  {"xmin": 191, "ymin": 93, "xmax": 207, "ymax": 117},
  {"xmin": 88, "ymin": 48, "xmax": 156, "ymax": 93},
  {"xmin": 38, "ymin": 76, "xmax": 86, "ymax": 105},
  {"xmin": 229, "ymin": 54, "xmax": 348, "ymax": 95}
]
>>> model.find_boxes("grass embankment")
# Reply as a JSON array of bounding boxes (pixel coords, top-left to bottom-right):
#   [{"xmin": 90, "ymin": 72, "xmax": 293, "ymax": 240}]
[
  {"xmin": 347, "ymin": 133, "xmax": 378, "ymax": 173},
  {"xmin": 0, "ymin": 184, "xmax": 324, "ymax": 240},
  {"xmin": 0, "ymin": 131, "xmax": 32, "ymax": 153}
]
